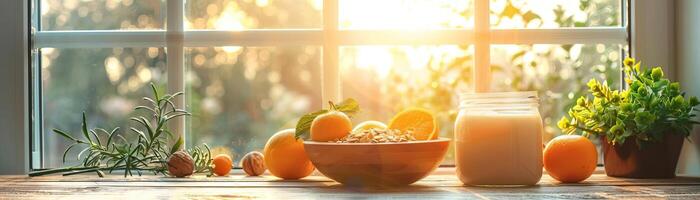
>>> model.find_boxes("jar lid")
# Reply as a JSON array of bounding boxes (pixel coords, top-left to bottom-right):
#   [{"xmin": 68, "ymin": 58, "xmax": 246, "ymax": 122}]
[{"xmin": 459, "ymin": 91, "xmax": 539, "ymax": 109}]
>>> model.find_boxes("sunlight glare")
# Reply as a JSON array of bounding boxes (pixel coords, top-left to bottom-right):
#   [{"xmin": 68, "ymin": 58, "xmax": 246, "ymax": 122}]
[
  {"xmin": 105, "ymin": 56, "xmax": 124, "ymax": 84},
  {"xmin": 491, "ymin": 0, "xmax": 587, "ymax": 28},
  {"xmin": 342, "ymin": 1, "xmax": 471, "ymax": 78},
  {"xmin": 340, "ymin": 0, "xmax": 471, "ymax": 29},
  {"xmin": 221, "ymin": 46, "xmax": 243, "ymax": 53},
  {"xmin": 214, "ymin": 2, "xmax": 247, "ymax": 30},
  {"xmin": 355, "ymin": 47, "xmax": 394, "ymax": 78}
]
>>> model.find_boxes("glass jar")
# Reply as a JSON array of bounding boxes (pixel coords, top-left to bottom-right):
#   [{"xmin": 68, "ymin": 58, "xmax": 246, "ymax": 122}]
[{"xmin": 454, "ymin": 91, "xmax": 543, "ymax": 186}]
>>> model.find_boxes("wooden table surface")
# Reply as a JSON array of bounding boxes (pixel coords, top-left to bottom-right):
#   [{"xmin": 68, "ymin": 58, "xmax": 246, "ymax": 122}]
[{"xmin": 2, "ymin": 168, "xmax": 700, "ymax": 199}]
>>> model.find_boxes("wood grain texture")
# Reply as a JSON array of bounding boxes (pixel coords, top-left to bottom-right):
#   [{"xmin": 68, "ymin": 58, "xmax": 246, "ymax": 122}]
[{"xmin": 2, "ymin": 168, "xmax": 700, "ymax": 199}]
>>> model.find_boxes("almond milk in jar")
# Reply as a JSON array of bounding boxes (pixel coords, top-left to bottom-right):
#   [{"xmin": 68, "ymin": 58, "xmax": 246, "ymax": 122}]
[{"xmin": 454, "ymin": 91, "xmax": 543, "ymax": 186}]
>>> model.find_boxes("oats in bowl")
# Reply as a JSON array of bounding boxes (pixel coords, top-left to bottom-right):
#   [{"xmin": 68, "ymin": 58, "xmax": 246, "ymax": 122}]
[{"xmin": 332, "ymin": 128, "xmax": 417, "ymax": 143}]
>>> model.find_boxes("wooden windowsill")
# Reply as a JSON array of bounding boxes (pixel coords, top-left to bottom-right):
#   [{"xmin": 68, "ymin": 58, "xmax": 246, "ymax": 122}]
[{"xmin": 2, "ymin": 167, "xmax": 700, "ymax": 199}]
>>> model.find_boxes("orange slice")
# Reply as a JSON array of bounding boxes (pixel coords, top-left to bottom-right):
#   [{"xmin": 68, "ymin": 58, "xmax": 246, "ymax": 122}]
[{"xmin": 388, "ymin": 108, "xmax": 438, "ymax": 140}]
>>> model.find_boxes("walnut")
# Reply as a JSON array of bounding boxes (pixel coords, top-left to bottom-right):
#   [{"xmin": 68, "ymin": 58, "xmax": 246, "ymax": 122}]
[
  {"xmin": 168, "ymin": 151, "xmax": 194, "ymax": 177},
  {"xmin": 240, "ymin": 151, "xmax": 266, "ymax": 176}
]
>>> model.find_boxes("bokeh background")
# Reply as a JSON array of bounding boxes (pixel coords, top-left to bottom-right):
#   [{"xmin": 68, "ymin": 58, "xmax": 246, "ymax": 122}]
[{"xmin": 38, "ymin": 0, "xmax": 622, "ymax": 167}]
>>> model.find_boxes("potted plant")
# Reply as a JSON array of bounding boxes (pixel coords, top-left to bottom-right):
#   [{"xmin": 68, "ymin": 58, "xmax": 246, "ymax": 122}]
[{"xmin": 558, "ymin": 57, "xmax": 699, "ymax": 178}]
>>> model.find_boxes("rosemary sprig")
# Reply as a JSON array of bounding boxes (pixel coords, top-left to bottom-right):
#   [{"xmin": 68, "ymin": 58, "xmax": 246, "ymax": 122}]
[{"xmin": 29, "ymin": 83, "xmax": 212, "ymax": 177}]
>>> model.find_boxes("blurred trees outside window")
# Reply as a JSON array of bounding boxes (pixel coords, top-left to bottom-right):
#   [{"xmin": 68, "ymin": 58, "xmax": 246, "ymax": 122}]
[{"xmin": 38, "ymin": 0, "xmax": 622, "ymax": 166}]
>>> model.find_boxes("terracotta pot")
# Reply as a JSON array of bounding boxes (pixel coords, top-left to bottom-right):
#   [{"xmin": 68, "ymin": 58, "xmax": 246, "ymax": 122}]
[{"xmin": 601, "ymin": 133, "xmax": 684, "ymax": 178}]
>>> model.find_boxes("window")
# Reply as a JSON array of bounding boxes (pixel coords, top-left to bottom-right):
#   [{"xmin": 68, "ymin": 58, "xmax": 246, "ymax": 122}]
[{"xmin": 32, "ymin": 0, "xmax": 627, "ymax": 168}]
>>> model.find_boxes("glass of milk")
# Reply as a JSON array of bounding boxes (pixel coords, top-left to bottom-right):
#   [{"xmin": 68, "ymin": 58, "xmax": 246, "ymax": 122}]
[{"xmin": 454, "ymin": 91, "xmax": 543, "ymax": 186}]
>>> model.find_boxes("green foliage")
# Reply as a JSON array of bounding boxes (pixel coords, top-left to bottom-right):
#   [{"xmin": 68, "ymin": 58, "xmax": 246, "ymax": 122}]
[
  {"xmin": 30, "ymin": 83, "xmax": 213, "ymax": 177},
  {"xmin": 559, "ymin": 58, "xmax": 700, "ymax": 146},
  {"xmin": 487, "ymin": 0, "xmax": 622, "ymax": 142}
]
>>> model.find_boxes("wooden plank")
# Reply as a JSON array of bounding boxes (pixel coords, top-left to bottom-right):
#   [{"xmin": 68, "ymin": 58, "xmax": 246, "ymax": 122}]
[
  {"xmin": 2, "ymin": 167, "xmax": 700, "ymax": 199},
  {"xmin": 1, "ymin": 183, "xmax": 700, "ymax": 199},
  {"xmin": 7, "ymin": 168, "xmax": 700, "ymax": 186}
]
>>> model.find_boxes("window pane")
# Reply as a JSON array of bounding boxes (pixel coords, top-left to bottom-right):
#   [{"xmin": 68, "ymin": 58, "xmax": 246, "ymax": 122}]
[
  {"xmin": 185, "ymin": 46, "xmax": 321, "ymax": 163},
  {"xmin": 340, "ymin": 0, "xmax": 474, "ymax": 29},
  {"xmin": 490, "ymin": 0, "xmax": 621, "ymax": 28},
  {"xmin": 41, "ymin": 47, "xmax": 167, "ymax": 168},
  {"xmin": 490, "ymin": 44, "xmax": 622, "ymax": 144},
  {"xmin": 340, "ymin": 45, "xmax": 474, "ymax": 164},
  {"xmin": 40, "ymin": 0, "xmax": 164, "ymax": 30},
  {"xmin": 185, "ymin": 0, "xmax": 322, "ymax": 29}
]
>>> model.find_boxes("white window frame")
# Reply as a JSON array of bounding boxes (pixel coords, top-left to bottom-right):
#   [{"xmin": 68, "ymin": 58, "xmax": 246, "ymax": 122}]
[{"xmin": 26, "ymin": 0, "xmax": 631, "ymax": 170}]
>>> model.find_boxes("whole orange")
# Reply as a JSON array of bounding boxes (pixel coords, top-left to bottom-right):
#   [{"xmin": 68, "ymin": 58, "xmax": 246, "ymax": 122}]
[
  {"xmin": 543, "ymin": 135, "xmax": 598, "ymax": 183},
  {"xmin": 212, "ymin": 154, "xmax": 233, "ymax": 176},
  {"xmin": 310, "ymin": 111, "xmax": 352, "ymax": 142},
  {"xmin": 264, "ymin": 129, "xmax": 315, "ymax": 179}
]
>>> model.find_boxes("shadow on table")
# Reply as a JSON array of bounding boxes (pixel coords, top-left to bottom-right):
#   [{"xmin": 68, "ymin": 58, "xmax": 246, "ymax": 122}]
[{"xmin": 320, "ymin": 184, "xmax": 446, "ymax": 193}]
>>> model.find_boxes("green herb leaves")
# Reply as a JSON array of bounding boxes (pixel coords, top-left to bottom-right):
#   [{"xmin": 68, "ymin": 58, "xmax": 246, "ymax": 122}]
[
  {"xmin": 294, "ymin": 98, "xmax": 359, "ymax": 140},
  {"xmin": 30, "ymin": 83, "xmax": 212, "ymax": 177},
  {"xmin": 559, "ymin": 58, "xmax": 700, "ymax": 146}
]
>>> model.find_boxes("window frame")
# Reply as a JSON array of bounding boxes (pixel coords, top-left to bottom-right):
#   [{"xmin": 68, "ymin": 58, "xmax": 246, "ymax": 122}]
[
  {"xmin": 27, "ymin": 0, "xmax": 630, "ymax": 170},
  {"xmin": 0, "ymin": 0, "xmax": 29, "ymax": 174}
]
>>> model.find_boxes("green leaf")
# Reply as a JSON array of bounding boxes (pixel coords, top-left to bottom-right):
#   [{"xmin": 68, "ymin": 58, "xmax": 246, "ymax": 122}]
[
  {"xmin": 150, "ymin": 83, "xmax": 160, "ymax": 103},
  {"xmin": 89, "ymin": 130, "xmax": 101, "ymax": 146},
  {"xmin": 334, "ymin": 98, "xmax": 360, "ymax": 117},
  {"xmin": 143, "ymin": 97, "xmax": 158, "ymax": 108},
  {"xmin": 53, "ymin": 129, "xmax": 78, "ymax": 142},
  {"xmin": 557, "ymin": 116, "xmax": 570, "ymax": 130},
  {"xmin": 81, "ymin": 112, "xmax": 92, "ymax": 144},
  {"xmin": 688, "ymin": 96, "xmax": 700, "ymax": 107},
  {"xmin": 62, "ymin": 143, "xmax": 78, "ymax": 164},
  {"xmin": 77, "ymin": 147, "xmax": 91, "ymax": 161},
  {"xmin": 521, "ymin": 11, "xmax": 541, "ymax": 24},
  {"xmin": 651, "ymin": 67, "xmax": 664, "ymax": 80},
  {"xmin": 672, "ymin": 95, "xmax": 685, "ymax": 106},
  {"xmin": 131, "ymin": 117, "xmax": 154, "ymax": 139},
  {"xmin": 105, "ymin": 127, "xmax": 120, "ymax": 148},
  {"xmin": 631, "ymin": 81, "xmax": 642, "ymax": 91},
  {"xmin": 170, "ymin": 137, "xmax": 183, "ymax": 155},
  {"xmin": 129, "ymin": 127, "xmax": 149, "ymax": 143},
  {"xmin": 165, "ymin": 112, "xmax": 190, "ymax": 122},
  {"xmin": 294, "ymin": 98, "xmax": 361, "ymax": 140},
  {"xmin": 294, "ymin": 109, "xmax": 329, "ymax": 139},
  {"xmin": 510, "ymin": 51, "xmax": 526, "ymax": 62},
  {"xmin": 634, "ymin": 111, "xmax": 655, "ymax": 127},
  {"xmin": 623, "ymin": 57, "xmax": 636, "ymax": 67},
  {"xmin": 134, "ymin": 106, "xmax": 156, "ymax": 114},
  {"xmin": 500, "ymin": 1, "xmax": 520, "ymax": 18}
]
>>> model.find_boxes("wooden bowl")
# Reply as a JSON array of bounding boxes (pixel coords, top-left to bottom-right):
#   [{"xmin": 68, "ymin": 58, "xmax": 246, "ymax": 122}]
[{"xmin": 304, "ymin": 138, "xmax": 450, "ymax": 186}]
